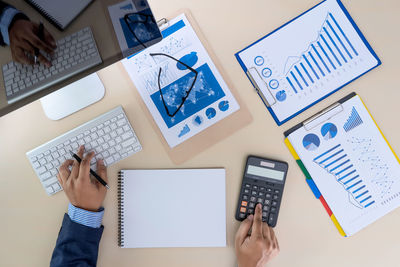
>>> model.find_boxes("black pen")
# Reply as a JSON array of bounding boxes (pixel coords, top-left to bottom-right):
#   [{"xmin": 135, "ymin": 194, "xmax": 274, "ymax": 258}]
[
  {"xmin": 70, "ymin": 152, "xmax": 110, "ymax": 189},
  {"xmin": 34, "ymin": 22, "xmax": 44, "ymax": 64}
]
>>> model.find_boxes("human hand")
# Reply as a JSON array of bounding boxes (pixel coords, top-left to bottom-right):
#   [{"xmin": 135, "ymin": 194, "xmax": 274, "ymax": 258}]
[
  {"xmin": 235, "ymin": 204, "xmax": 280, "ymax": 267},
  {"xmin": 57, "ymin": 145, "xmax": 108, "ymax": 212},
  {"xmin": 9, "ymin": 20, "xmax": 56, "ymax": 67}
]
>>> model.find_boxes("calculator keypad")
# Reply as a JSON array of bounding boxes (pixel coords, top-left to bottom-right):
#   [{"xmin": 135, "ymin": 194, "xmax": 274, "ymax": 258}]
[{"xmin": 237, "ymin": 181, "xmax": 282, "ymax": 227}]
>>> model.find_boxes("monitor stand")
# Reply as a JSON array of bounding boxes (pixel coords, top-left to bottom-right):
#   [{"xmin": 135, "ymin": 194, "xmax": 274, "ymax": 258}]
[{"xmin": 40, "ymin": 73, "xmax": 105, "ymax": 120}]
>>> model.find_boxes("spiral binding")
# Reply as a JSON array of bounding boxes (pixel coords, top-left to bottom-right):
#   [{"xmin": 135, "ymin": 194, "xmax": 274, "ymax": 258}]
[
  {"xmin": 118, "ymin": 171, "xmax": 125, "ymax": 247},
  {"xmin": 25, "ymin": 0, "xmax": 64, "ymax": 30}
]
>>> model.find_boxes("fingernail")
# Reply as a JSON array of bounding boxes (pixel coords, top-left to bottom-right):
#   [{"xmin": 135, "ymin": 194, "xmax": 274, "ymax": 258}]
[
  {"xmin": 98, "ymin": 159, "xmax": 104, "ymax": 165},
  {"xmin": 248, "ymin": 215, "xmax": 254, "ymax": 221}
]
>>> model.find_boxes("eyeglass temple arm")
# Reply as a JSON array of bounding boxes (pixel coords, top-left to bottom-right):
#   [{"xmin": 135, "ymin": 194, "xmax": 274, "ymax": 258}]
[
  {"xmin": 150, "ymin": 53, "xmax": 198, "ymax": 74},
  {"xmin": 156, "ymin": 67, "xmax": 198, "ymax": 117}
]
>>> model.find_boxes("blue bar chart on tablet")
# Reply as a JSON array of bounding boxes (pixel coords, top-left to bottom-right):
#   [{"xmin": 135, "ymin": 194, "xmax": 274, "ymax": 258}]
[{"xmin": 236, "ymin": 0, "xmax": 380, "ymax": 125}]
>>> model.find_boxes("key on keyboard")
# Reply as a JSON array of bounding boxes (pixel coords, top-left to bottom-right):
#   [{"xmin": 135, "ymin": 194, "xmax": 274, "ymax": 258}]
[
  {"xmin": 2, "ymin": 27, "xmax": 102, "ymax": 104},
  {"xmin": 26, "ymin": 106, "xmax": 142, "ymax": 196}
]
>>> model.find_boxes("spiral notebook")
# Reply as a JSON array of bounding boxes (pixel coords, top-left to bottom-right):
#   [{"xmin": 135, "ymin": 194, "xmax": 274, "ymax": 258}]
[
  {"xmin": 118, "ymin": 169, "xmax": 226, "ymax": 248},
  {"xmin": 25, "ymin": 0, "xmax": 93, "ymax": 30}
]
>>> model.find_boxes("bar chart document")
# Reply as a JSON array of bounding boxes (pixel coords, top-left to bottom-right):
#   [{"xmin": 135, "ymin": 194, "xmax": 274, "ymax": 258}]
[
  {"xmin": 286, "ymin": 94, "xmax": 400, "ymax": 236},
  {"xmin": 236, "ymin": 0, "xmax": 380, "ymax": 125}
]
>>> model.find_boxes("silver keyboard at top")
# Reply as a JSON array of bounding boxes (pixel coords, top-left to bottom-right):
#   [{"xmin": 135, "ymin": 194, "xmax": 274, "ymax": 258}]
[
  {"xmin": 26, "ymin": 106, "xmax": 142, "ymax": 196},
  {"xmin": 2, "ymin": 27, "xmax": 102, "ymax": 104}
]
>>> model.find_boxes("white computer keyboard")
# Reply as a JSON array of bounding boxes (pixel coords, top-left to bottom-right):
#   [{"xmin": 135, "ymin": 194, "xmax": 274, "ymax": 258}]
[
  {"xmin": 26, "ymin": 106, "xmax": 142, "ymax": 196},
  {"xmin": 3, "ymin": 27, "xmax": 102, "ymax": 104}
]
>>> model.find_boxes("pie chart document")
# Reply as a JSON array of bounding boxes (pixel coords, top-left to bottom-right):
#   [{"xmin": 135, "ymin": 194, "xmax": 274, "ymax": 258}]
[
  {"xmin": 286, "ymin": 94, "xmax": 400, "ymax": 236},
  {"xmin": 236, "ymin": 0, "xmax": 380, "ymax": 125}
]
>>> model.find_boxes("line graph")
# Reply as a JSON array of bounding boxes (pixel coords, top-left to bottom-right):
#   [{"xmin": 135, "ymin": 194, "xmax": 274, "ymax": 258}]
[
  {"xmin": 313, "ymin": 144, "xmax": 375, "ymax": 209},
  {"xmin": 139, "ymin": 62, "xmax": 179, "ymax": 94},
  {"xmin": 284, "ymin": 12, "xmax": 358, "ymax": 94}
]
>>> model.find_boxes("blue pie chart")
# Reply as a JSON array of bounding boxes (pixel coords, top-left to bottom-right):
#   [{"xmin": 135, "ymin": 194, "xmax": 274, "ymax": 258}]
[
  {"xmin": 218, "ymin": 100, "xmax": 229, "ymax": 112},
  {"xmin": 276, "ymin": 90, "xmax": 286, "ymax": 102},
  {"xmin": 303, "ymin": 134, "xmax": 320, "ymax": 151},
  {"xmin": 177, "ymin": 52, "xmax": 198, "ymax": 70},
  {"xmin": 205, "ymin": 108, "xmax": 216, "ymax": 119},
  {"xmin": 321, "ymin": 123, "xmax": 338, "ymax": 140}
]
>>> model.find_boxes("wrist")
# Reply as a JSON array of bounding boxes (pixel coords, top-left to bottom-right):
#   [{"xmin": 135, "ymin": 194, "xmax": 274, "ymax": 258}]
[
  {"xmin": 70, "ymin": 200, "xmax": 103, "ymax": 212},
  {"xmin": 8, "ymin": 13, "xmax": 29, "ymax": 34},
  {"xmin": 68, "ymin": 203, "xmax": 104, "ymax": 228}
]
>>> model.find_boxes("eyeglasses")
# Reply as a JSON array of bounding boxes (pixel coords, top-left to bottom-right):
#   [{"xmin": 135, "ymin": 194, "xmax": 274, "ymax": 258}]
[
  {"xmin": 150, "ymin": 53, "xmax": 198, "ymax": 117},
  {"xmin": 124, "ymin": 12, "xmax": 157, "ymax": 50}
]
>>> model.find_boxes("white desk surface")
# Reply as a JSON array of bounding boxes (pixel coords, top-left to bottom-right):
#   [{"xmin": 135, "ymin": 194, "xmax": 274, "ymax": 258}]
[{"xmin": 1, "ymin": 0, "xmax": 400, "ymax": 266}]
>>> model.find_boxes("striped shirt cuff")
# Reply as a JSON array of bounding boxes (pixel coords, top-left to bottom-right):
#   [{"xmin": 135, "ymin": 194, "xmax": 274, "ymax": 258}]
[
  {"xmin": 0, "ymin": 7, "xmax": 21, "ymax": 45},
  {"xmin": 68, "ymin": 203, "xmax": 104, "ymax": 229}
]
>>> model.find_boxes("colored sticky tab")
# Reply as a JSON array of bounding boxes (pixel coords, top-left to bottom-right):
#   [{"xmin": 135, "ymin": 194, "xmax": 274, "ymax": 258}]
[
  {"xmin": 306, "ymin": 178, "xmax": 322, "ymax": 199},
  {"xmin": 284, "ymin": 138, "xmax": 300, "ymax": 160},
  {"xmin": 330, "ymin": 214, "xmax": 346, "ymax": 237},
  {"xmin": 319, "ymin": 195, "xmax": 332, "ymax": 216}
]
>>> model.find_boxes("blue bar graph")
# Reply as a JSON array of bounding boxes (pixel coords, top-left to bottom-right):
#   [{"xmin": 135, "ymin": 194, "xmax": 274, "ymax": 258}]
[
  {"xmin": 303, "ymin": 55, "xmax": 320, "ymax": 80},
  {"xmin": 290, "ymin": 71, "xmax": 303, "ymax": 90},
  {"xmin": 300, "ymin": 63, "xmax": 314, "ymax": 83},
  {"xmin": 323, "ymin": 27, "xmax": 347, "ymax": 63},
  {"xmin": 286, "ymin": 77, "xmax": 297, "ymax": 94},
  {"xmin": 327, "ymin": 20, "xmax": 352, "ymax": 59},
  {"xmin": 343, "ymin": 107, "xmax": 363, "ymax": 132},
  {"xmin": 317, "ymin": 41, "xmax": 336, "ymax": 70},
  {"xmin": 283, "ymin": 12, "xmax": 359, "ymax": 93},
  {"xmin": 309, "ymin": 51, "xmax": 325, "ymax": 77},
  {"xmin": 312, "ymin": 44, "xmax": 331, "ymax": 73},
  {"xmin": 344, "ymin": 175, "xmax": 359, "ymax": 185},
  {"xmin": 295, "ymin": 65, "xmax": 309, "ymax": 87},
  {"xmin": 321, "ymin": 34, "xmax": 342, "ymax": 67},
  {"xmin": 355, "ymin": 190, "xmax": 368, "ymax": 199},
  {"xmin": 329, "ymin": 13, "xmax": 358, "ymax": 56},
  {"xmin": 313, "ymin": 144, "xmax": 375, "ymax": 209}
]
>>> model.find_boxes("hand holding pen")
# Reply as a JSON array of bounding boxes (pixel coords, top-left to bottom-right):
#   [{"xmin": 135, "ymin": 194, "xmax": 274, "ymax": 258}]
[
  {"xmin": 8, "ymin": 20, "xmax": 56, "ymax": 66},
  {"xmin": 57, "ymin": 146, "xmax": 108, "ymax": 212}
]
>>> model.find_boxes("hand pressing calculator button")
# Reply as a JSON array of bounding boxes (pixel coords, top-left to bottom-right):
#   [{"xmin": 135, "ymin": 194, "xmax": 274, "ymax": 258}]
[{"xmin": 235, "ymin": 155, "xmax": 288, "ymax": 227}]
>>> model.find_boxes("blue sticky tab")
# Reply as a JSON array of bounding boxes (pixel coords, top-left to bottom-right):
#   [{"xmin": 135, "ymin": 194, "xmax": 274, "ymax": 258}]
[{"xmin": 306, "ymin": 178, "xmax": 321, "ymax": 199}]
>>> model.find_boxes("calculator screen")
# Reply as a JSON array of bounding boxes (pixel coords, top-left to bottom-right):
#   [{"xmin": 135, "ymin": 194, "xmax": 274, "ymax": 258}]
[{"xmin": 247, "ymin": 165, "xmax": 285, "ymax": 181}]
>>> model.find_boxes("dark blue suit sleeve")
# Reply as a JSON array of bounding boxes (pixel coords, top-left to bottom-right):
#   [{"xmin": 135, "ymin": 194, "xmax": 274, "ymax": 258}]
[
  {"xmin": 50, "ymin": 214, "xmax": 104, "ymax": 267},
  {"xmin": 0, "ymin": 1, "xmax": 29, "ymax": 46}
]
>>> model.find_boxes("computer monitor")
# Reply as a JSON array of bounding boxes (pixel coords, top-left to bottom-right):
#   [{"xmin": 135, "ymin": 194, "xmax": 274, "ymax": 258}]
[{"xmin": 0, "ymin": 0, "xmax": 162, "ymax": 118}]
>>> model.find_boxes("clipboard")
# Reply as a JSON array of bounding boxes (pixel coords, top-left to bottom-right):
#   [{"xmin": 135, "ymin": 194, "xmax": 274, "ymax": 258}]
[
  {"xmin": 235, "ymin": 0, "xmax": 381, "ymax": 126},
  {"xmin": 118, "ymin": 9, "xmax": 252, "ymax": 164},
  {"xmin": 283, "ymin": 92, "xmax": 400, "ymax": 236}
]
